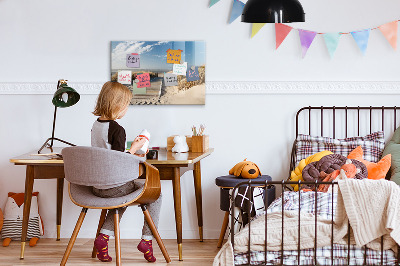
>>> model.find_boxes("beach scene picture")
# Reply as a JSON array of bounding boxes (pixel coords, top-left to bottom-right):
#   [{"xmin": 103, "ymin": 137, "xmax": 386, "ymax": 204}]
[{"xmin": 111, "ymin": 41, "xmax": 206, "ymax": 105}]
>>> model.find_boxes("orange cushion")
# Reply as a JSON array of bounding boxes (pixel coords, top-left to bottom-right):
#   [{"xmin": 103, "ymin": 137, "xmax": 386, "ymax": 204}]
[{"xmin": 347, "ymin": 146, "xmax": 391, "ymax": 180}]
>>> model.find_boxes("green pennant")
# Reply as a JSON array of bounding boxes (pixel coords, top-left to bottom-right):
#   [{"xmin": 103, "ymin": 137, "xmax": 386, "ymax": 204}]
[
  {"xmin": 323, "ymin": 33, "xmax": 341, "ymax": 58},
  {"xmin": 209, "ymin": 0, "xmax": 220, "ymax": 7}
]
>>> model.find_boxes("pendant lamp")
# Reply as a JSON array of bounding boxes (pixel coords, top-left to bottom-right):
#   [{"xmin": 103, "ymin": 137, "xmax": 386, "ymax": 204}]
[
  {"xmin": 241, "ymin": 0, "xmax": 305, "ymax": 23},
  {"xmin": 38, "ymin": 79, "xmax": 80, "ymax": 154}
]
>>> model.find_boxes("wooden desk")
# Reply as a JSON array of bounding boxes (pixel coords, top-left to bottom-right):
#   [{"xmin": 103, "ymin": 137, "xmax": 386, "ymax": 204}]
[
  {"xmin": 146, "ymin": 148, "xmax": 213, "ymax": 260},
  {"xmin": 9, "ymin": 148, "xmax": 64, "ymax": 259},
  {"xmin": 10, "ymin": 147, "xmax": 213, "ymax": 261}
]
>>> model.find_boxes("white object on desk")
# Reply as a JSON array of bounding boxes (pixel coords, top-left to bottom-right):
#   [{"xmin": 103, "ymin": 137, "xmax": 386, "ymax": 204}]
[
  {"xmin": 172, "ymin": 135, "xmax": 189, "ymax": 153},
  {"xmin": 135, "ymin": 129, "xmax": 150, "ymax": 154}
]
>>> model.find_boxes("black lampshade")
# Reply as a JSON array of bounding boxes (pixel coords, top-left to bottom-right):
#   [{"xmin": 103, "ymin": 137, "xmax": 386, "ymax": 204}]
[
  {"xmin": 52, "ymin": 84, "xmax": 80, "ymax": 108},
  {"xmin": 241, "ymin": 0, "xmax": 305, "ymax": 23}
]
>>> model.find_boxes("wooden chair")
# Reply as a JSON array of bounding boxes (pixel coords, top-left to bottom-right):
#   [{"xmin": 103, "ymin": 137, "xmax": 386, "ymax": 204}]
[{"xmin": 60, "ymin": 146, "xmax": 171, "ymax": 265}]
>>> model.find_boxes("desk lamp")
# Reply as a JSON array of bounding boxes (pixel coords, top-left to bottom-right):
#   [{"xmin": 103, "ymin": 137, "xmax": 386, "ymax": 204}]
[
  {"xmin": 38, "ymin": 79, "xmax": 80, "ymax": 154},
  {"xmin": 241, "ymin": 0, "xmax": 305, "ymax": 23}
]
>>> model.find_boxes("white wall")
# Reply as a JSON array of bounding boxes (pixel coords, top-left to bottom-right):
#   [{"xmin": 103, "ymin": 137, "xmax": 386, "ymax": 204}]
[{"xmin": 1, "ymin": 0, "xmax": 400, "ymax": 240}]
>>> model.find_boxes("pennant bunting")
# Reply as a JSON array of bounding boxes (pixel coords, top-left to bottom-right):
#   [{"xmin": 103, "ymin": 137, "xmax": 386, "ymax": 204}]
[
  {"xmin": 275, "ymin": 23, "xmax": 293, "ymax": 49},
  {"xmin": 229, "ymin": 0, "xmax": 245, "ymax": 24},
  {"xmin": 298, "ymin": 29, "xmax": 317, "ymax": 58},
  {"xmin": 378, "ymin": 21, "xmax": 398, "ymax": 50},
  {"xmin": 251, "ymin": 23, "xmax": 266, "ymax": 38},
  {"xmin": 207, "ymin": 3, "xmax": 400, "ymax": 57},
  {"xmin": 351, "ymin": 29, "xmax": 370, "ymax": 55},
  {"xmin": 323, "ymin": 33, "xmax": 341, "ymax": 58},
  {"xmin": 209, "ymin": 0, "xmax": 220, "ymax": 7}
]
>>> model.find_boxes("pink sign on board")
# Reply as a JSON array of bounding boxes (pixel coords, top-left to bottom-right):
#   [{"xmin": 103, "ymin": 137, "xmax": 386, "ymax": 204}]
[{"xmin": 136, "ymin": 73, "xmax": 150, "ymax": 88}]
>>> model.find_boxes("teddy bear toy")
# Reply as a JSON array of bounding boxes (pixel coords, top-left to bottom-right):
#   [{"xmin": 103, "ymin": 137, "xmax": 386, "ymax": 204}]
[
  {"xmin": 172, "ymin": 135, "xmax": 189, "ymax": 153},
  {"xmin": 1, "ymin": 192, "xmax": 44, "ymax": 247},
  {"xmin": 229, "ymin": 159, "xmax": 261, "ymax": 179}
]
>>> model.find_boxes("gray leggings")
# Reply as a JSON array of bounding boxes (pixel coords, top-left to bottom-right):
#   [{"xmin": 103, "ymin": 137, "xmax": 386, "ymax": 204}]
[{"xmin": 92, "ymin": 180, "xmax": 162, "ymax": 240}]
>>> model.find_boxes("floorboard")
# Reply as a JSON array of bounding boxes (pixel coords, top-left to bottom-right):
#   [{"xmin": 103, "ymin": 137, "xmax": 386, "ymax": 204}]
[{"xmin": 0, "ymin": 239, "xmax": 222, "ymax": 265}]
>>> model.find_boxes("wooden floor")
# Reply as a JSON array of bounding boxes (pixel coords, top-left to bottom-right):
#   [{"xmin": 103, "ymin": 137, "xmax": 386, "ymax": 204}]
[{"xmin": 0, "ymin": 239, "xmax": 221, "ymax": 265}]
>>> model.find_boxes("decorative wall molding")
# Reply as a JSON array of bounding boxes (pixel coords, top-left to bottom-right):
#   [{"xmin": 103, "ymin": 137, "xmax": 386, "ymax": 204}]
[
  {"xmin": 1, "ymin": 81, "xmax": 400, "ymax": 95},
  {"xmin": 206, "ymin": 81, "xmax": 400, "ymax": 94}
]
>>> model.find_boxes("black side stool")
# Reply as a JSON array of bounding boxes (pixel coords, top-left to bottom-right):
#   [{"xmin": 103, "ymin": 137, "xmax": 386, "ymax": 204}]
[{"xmin": 215, "ymin": 175, "xmax": 275, "ymax": 248}]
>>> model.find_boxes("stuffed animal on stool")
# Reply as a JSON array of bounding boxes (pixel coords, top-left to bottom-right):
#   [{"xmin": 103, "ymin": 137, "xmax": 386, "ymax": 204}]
[
  {"xmin": 1, "ymin": 192, "xmax": 44, "ymax": 247},
  {"xmin": 229, "ymin": 159, "xmax": 261, "ymax": 179}
]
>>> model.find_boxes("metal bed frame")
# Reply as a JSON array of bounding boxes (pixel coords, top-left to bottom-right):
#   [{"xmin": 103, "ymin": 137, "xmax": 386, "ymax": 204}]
[{"xmin": 230, "ymin": 106, "xmax": 400, "ymax": 266}]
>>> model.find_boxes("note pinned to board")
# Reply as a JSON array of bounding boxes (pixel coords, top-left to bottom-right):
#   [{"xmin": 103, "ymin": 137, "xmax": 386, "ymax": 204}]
[
  {"xmin": 186, "ymin": 66, "xmax": 200, "ymax": 82},
  {"xmin": 118, "ymin": 71, "xmax": 132, "ymax": 84},
  {"xmin": 131, "ymin": 83, "xmax": 147, "ymax": 94},
  {"xmin": 166, "ymin": 49, "xmax": 183, "ymax": 64},
  {"xmin": 173, "ymin": 62, "xmax": 187, "ymax": 75},
  {"xmin": 164, "ymin": 73, "xmax": 178, "ymax": 86},
  {"xmin": 126, "ymin": 53, "xmax": 140, "ymax": 68},
  {"xmin": 136, "ymin": 73, "xmax": 151, "ymax": 88}
]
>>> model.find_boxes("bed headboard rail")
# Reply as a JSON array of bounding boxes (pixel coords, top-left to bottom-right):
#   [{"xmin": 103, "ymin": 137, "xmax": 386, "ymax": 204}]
[
  {"xmin": 290, "ymin": 106, "xmax": 399, "ymax": 181},
  {"xmin": 296, "ymin": 106, "xmax": 399, "ymax": 138}
]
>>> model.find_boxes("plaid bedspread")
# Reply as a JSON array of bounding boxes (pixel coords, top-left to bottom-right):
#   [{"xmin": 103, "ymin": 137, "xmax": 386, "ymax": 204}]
[
  {"xmin": 234, "ymin": 191, "xmax": 397, "ymax": 265},
  {"xmin": 234, "ymin": 244, "xmax": 397, "ymax": 265}
]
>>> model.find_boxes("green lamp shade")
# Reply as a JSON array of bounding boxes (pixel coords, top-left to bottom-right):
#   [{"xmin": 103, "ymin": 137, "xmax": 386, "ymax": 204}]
[{"xmin": 52, "ymin": 84, "xmax": 80, "ymax": 108}]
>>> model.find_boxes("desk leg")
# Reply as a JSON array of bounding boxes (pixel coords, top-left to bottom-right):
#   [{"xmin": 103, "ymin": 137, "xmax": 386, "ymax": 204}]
[
  {"xmin": 20, "ymin": 165, "xmax": 34, "ymax": 259},
  {"xmin": 56, "ymin": 178, "xmax": 64, "ymax": 241},
  {"xmin": 172, "ymin": 167, "xmax": 183, "ymax": 261},
  {"xmin": 193, "ymin": 161, "xmax": 203, "ymax": 242}
]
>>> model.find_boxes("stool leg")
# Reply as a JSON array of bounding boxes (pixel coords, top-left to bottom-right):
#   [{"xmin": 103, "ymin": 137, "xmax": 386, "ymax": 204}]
[
  {"xmin": 114, "ymin": 209, "xmax": 121, "ymax": 266},
  {"xmin": 217, "ymin": 211, "xmax": 230, "ymax": 248},
  {"xmin": 92, "ymin": 209, "xmax": 107, "ymax": 258}
]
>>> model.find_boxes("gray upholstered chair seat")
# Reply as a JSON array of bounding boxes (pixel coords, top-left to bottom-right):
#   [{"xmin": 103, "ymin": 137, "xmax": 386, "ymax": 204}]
[
  {"xmin": 69, "ymin": 180, "xmax": 145, "ymax": 208},
  {"xmin": 61, "ymin": 146, "xmax": 170, "ymax": 265}
]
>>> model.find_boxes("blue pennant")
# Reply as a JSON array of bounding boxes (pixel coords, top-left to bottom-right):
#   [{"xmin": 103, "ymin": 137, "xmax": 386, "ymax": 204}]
[
  {"xmin": 229, "ymin": 0, "xmax": 245, "ymax": 23},
  {"xmin": 351, "ymin": 29, "xmax": 371, "ymax": 55}
]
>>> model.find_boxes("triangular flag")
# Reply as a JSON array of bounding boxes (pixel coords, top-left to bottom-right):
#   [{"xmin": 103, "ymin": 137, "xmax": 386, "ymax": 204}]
[
  {"xmin": 229, "ymin": 0, "xmax": 245, "ymax": 24},
  {"xmin": 378, "ymin": 21, "xmax": 398, "ymax": 50},
  {"xmin": 323, "ymin": 33, "xmax": 341, "ymax": 58},
  {"xmin": 275, "ymin": 23, "xmax": 293, "ymax": 49},
  {"xmin": 251, "ymin": 23, "xmax": 266, "ymax": 38},
  {"xmin": 351, "ymin": 29, "xmax": 370, "ymax": 55},
  {"xmin": 298, "ymin": 29, "xmax": 317, "ymax": 58},
  {"xmin": 209, "ymin": 0, "xmax": 220, "ymax": 7}
]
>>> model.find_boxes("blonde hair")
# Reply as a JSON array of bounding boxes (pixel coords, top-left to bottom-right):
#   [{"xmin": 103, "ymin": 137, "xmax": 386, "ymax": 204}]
[{"xmin": 93, "ymin": 81, "xmax": 133, "ymax": 120}]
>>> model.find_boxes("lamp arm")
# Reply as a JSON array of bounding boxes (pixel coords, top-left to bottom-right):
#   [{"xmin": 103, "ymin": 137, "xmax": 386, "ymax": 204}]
[
  {"xmin": 50, "ymin": 79, "xmax": 61, "ymax": 148},
  {"xmin": 50, "ymin": 105, "xmax": 57, "ymax": 148}
]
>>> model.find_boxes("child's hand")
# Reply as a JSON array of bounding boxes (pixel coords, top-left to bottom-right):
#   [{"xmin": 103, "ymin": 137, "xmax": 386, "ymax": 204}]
[
  {"xmin": 134, "ymin": 149, "xmax": 149, "ymax": 157},
  {"xmin": 129, "ymin": 137, "xmax": 147, "ymax": 155}
]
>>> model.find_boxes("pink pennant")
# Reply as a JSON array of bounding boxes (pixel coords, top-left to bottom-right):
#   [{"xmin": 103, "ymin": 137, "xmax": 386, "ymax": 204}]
[
  {"xmin": 298, "ymin": 29, "xmax": 317, "ymax": 58},
  {"xmin": 378, "ymin": 21, "xmax": 398, "ymax": 50},
  {"xmin": 275, "ymin": 24, "xmax": 293, "ymax": 49}
]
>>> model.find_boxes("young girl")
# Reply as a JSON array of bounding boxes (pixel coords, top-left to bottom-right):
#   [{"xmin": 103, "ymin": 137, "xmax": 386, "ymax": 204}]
[{"xmin": 91, "ymin": 81, "xmax": 162, "ymax": 263}]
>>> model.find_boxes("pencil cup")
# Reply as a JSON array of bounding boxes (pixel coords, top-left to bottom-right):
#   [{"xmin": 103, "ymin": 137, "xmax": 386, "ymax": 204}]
[{"xmin": 191, "ymin": 135, "xmax": 209, "ymax": 153}]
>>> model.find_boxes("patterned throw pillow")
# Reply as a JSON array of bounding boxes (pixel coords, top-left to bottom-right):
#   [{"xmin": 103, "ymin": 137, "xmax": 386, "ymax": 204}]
[{"xmin": 294, "ymin": 131, "xmax": 385, "ymax": 166}]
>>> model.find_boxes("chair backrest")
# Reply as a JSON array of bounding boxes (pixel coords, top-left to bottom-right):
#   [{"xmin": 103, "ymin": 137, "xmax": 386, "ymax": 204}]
[{"xmin": 62, "ymin": 146, "xmax": 145, "ymax": 187}]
